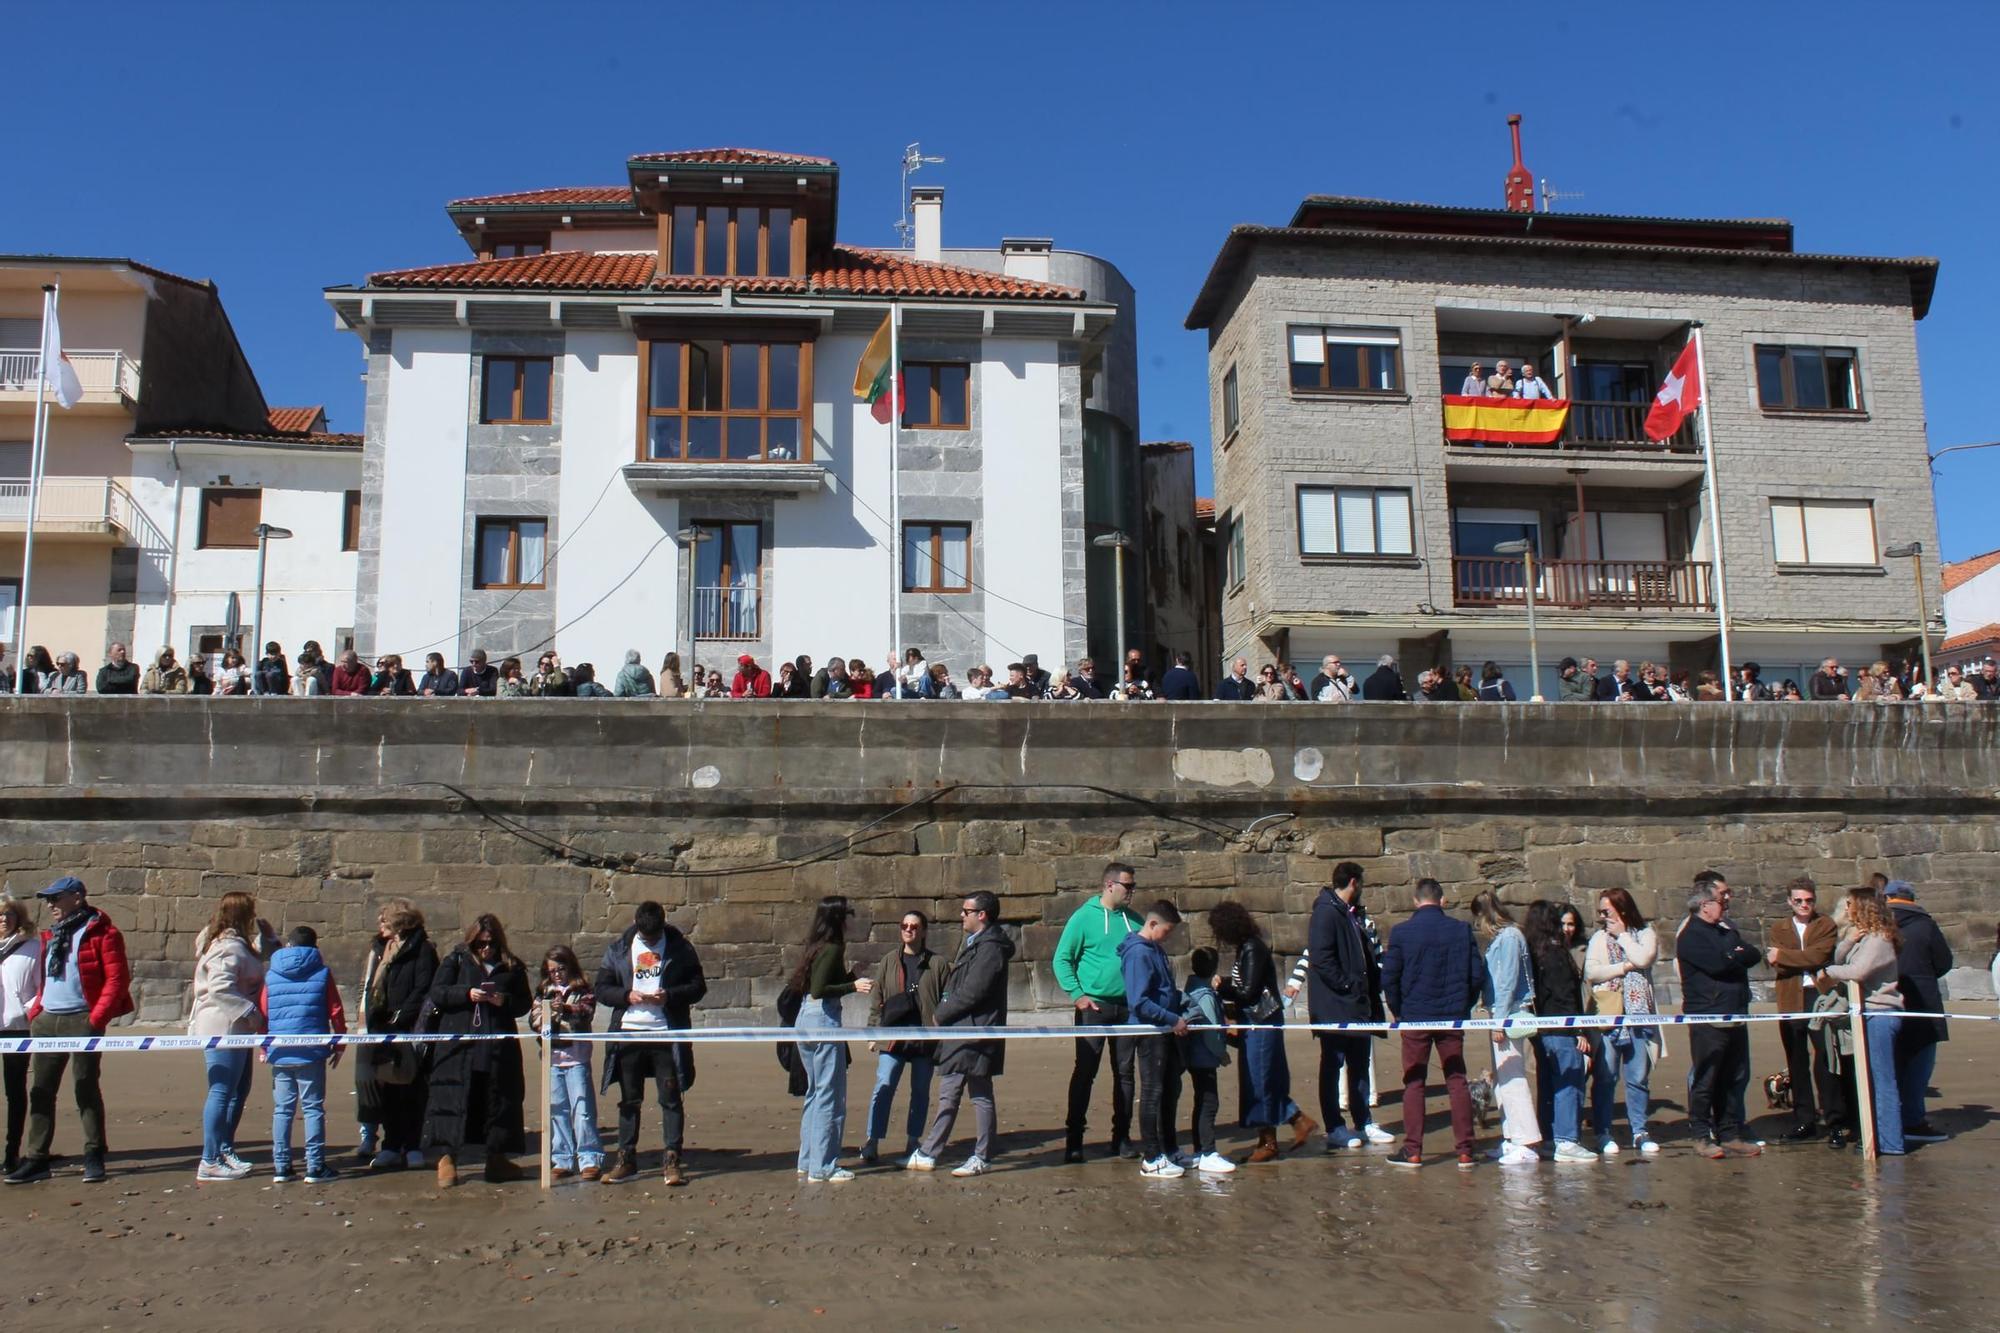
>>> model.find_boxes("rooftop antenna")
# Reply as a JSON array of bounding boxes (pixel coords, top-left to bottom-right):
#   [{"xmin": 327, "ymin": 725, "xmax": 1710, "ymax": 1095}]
[
  {"xmin": 895, "ymin": 141, "xmax": 946, "ymax": 247},
  {"xmin": 1539, "ymin": 177, "xmax": 1586, "ymax": 212}
]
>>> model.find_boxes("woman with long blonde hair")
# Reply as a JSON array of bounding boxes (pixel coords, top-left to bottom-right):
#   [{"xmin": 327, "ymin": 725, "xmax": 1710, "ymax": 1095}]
[
  {"xmin": 0, "ymin": 898, "xmax": 43, "ymax": 1172},
  {"xmin": 1469, "ymin": 890, "xmax": 1541, "ymax": 1165},
  {"xmin": 1822, "ymin": 888, "xmax": 1906, "ymax": 1154},
  {"xmin": 189, "ymin": 891, "xmax": 267, "ymax": 1180}
]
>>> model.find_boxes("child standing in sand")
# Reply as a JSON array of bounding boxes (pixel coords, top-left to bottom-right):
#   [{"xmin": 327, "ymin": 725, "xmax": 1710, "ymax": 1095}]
[{"xmin": 533, "ymin": 945, "xmax": 603, "ymax": 1181}]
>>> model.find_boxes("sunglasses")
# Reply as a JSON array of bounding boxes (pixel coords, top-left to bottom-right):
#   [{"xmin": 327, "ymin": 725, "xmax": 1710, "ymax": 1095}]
[
  {"xmin": 900, "ymin": 922, "xmax": 923, "ymax": 931},
  {"xmin": 959, "ymin": 907, "xmax": 981, "ymax": 917}
]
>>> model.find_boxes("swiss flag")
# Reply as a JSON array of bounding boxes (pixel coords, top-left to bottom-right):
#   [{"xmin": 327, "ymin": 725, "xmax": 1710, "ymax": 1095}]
[{"xmin": 1644, "ymin": 339, "xmax": 1702, "ymax": 441}]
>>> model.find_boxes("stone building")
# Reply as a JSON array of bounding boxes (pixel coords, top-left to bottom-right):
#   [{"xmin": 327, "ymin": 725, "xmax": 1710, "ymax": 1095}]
[
  {"xmin": 326, "ymin": 150, "xmax": 1136, "ymax": 679},
  {"xmin": 1186, "ymin": 178, "xmax": 1942, "ymax": 696}
]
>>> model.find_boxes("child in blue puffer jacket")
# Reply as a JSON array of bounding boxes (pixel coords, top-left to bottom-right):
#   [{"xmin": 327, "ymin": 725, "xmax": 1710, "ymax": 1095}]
[{"xmin": 259, "ymin": 926, "xmax": 347, "ymax": 1183}]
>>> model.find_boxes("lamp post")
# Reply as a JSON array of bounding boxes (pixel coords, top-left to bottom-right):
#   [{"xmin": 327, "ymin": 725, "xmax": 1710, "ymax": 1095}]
[
  {"xmin": 673, "ymin": 526, "xmax": 714, "ymax": 696},
  {"xmin": 250, "ymin": 523, "xmax": 293, "ymax": 670},
  {"xmin": 1883, "ymin": 541, "xmax": 1936, "ymax": 699},
  {"xmin": 1494, "ymin": 538, "xmax": 1542, "ymax": 701},
  {"xmin": 1093, "ymin": 531, "xmax": 1133, "ymax": 681}
]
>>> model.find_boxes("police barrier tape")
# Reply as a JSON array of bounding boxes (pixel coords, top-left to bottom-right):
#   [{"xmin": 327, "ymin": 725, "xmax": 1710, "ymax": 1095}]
[{"xmin": 2, "ymin": 1009, "xmax": 1992, "ymax": 1055}]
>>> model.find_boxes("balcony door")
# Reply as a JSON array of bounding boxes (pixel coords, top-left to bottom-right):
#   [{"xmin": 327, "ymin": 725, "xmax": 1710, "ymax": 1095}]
[
  {"xmin": 1452, "ymin": 507, "xmax": 1539, "ymax": 602},
  {"xmin": 1561, "ymin": 510, "xmax": 1671, "ymax": 605},
  {"xmin": 692, "ymin": 521, "xmax": 761, "ymax": 640},
  {"xmin": 1572, "ymin": 361, "xmax": 1653, "ymax": 444}
]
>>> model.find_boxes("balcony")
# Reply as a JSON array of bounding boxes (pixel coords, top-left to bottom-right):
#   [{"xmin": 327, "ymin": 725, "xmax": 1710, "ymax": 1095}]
[
  {"xmin": 0, "ymin": 476, "xmax": 134, "ymax": 541},
  {"xmin": 0, "ymin": 349, "xmax": 141, "ymax": 412},
  {"xmin": 692, "ymin": 584, "xmax": 761, "ymax": 640},
  {"xmin": 1442, "ymin": 396, "xmax": 1699, "ymax": 454},
  {"xmin": 1452, "ymin": 556, "xmax": 1714, "ymax": 611}
]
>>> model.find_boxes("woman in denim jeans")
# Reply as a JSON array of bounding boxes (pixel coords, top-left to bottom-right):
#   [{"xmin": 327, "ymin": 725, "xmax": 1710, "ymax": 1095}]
[
  {"xmin": 188, "ymin": 892, "xmax": 269, "ymax": 1181},
  {"xmin": 1525, "ymin": 901, "xmax": 1593, "ymax": 1162},
  {"xmin": 532, "ymin": 945, "xmax": 602, "ymax": 1181},
  {"xmin": 861, "ymin": 910, "xmax": 942, "ymax": 1164},
  {"xmin": 1585, "ymin": 888, "xmax": 1664, "ymax": 1156},
  {"xmin": 792, "ymin": 897, "xmax": 873, "ymax": 1183},
  {"xmin": 1821, "ymin": 888, "xmax": 1907, "ymax": 1155}
]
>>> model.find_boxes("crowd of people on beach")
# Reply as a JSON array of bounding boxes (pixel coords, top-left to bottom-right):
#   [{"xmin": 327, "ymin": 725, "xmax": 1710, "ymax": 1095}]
[{"xmin": 0, "ymin": 860, "xmax": 1964, "ymax": 1187}]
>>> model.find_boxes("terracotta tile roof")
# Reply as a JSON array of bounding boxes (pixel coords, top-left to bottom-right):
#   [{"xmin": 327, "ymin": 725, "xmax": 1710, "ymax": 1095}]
[
  {"xmin": 1942, "ymin": 548, "xmax": 2000, "ymax": 593},
  {"xmin": 365, "ymin": 246, "xmax": 1082, "ymax": 301},
  {"xmin": 1941, "ymin": 622, "xmax": 2000, "ymax": 654},
  {"xmin": 448, "ymin": 186, "xmax": 635, "ymax": 208},
  {"xmin": 266, "ymin": 406, "xmax": 326, "ymax": 434},
  {"xmin": 1194, "ymin": 497, "xmax": 1216, "ymax": 521},
  {"xmin": 628, "ymin": 148, "xmax": 833, "ymax": 167}
]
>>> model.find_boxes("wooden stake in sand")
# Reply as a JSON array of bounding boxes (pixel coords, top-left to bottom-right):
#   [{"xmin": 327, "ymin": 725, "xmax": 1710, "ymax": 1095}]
[
  {"xmin": 1848, "ymin": 981, "xmax": 1876, "ymax": 1161},
  {"xmin": 540, "ymin": 1012, "xmax": 555, "ymax": 1191}
]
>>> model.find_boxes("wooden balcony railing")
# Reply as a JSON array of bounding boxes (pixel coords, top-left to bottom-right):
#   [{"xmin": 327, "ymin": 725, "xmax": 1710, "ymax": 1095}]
[{"xmin": 1452, "ymin": 556, "xmax": 1715, "ymax": 611}]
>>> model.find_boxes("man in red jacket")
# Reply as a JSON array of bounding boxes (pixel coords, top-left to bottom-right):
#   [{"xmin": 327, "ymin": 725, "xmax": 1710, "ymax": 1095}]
[
  {"xmin": 5, "ymin": 876, "xmax": 133, "ymax": 1185},
  {"xmin": 729, "ymin": 653, "xmax": 772, "ymax": 699}
]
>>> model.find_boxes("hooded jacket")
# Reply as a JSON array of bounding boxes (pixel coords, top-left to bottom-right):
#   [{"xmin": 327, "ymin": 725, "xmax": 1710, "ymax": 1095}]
[
  {"xmin": 933, "ymin": 926, "xmax": 1016, "ymax": 1078},
  {"xmin": 1117, "ymin": 931, "xmax": 1183, "ymax": 1027},
  {"xmin": 1051, "ymin": 897, "xmax": 1142, "ymax": 1002},
  {"xmin": 260, "ymin": 944, "xmax": 348, "ymax": 1066},
  {"xmin": 594, "ymin": 922, "xmax": 706, "ymax": 1093},
  {"xmin": 30, "ymin": 907, "xmax": 133, "ymax": 1028},
  {"xmin": 188, "ymin": 928, "xmax": 266, "ymax": 1037},
  {"xmin": 1889, "ymin": 891, "xmax": 1953, "ymax": 1044}
]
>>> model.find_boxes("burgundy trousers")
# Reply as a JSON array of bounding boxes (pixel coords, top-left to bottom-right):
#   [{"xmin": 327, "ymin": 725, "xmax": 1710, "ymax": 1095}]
[{"xmin": 1400, "ymin": 1030, "xmax": 1475, "ymax": 1156}]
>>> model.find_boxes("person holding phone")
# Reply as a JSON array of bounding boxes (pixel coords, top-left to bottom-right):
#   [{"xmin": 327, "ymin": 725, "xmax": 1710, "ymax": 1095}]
[
  {"xmin": 423, "ymin": 914, "xmax": 532, "ymax": 1187},
  {"xmin": 792, "ymin": 897, "xmax": 873, "ymax": 1183}
]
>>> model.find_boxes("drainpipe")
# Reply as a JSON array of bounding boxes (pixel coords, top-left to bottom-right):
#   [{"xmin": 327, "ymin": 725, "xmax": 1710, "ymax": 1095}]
[{"xmin": 162, "ymin": 438, "xmax": 184, "ymax": 653}]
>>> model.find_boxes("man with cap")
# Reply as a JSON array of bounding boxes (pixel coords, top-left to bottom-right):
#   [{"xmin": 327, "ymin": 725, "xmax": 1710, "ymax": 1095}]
[
  {"xmin": 730, "ymin": 653, "xmax": 772, "ymax": 699},
  {"xmin": 1022, "ymin": 654, "xmax": 1050, "ymax": 697},
  {"xmin": 1884, "ymin": 881, "xmax": 1953, "ymax": 1142},
  {"xmin": 5, "ymin": 876, "xmax": 133, "ymax": 1185}
]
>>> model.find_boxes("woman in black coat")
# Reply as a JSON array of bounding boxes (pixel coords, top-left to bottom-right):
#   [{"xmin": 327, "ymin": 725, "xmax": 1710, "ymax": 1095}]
[
  {"xmin": 356, "ymin": 901, "xmax": 438, "ymax": 1170},
  {"xmin": 423, "ymin": 913, "xmax": 533, "ymax": 1186}
]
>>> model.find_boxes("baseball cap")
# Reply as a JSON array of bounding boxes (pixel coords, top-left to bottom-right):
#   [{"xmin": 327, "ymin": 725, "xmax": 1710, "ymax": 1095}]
[
  {"xmin": 1883, "ymin": 880, "xmax": 1917, "ymax": 902},
  {"xmin": 35, "ymin": 875, "xmax": 84, "ymax": 900},
  {"xmin": 737, "ymin": 653, "xmax": 755, "ymax": 666}
]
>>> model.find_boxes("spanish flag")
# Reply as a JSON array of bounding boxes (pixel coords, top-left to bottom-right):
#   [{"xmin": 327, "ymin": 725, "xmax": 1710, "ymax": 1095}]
[
  {"xmin": 1441, "ymin": 395, "xmax": 1569, "ymax": 445},
  {"xmin": 851, "ymin": 313, "xmax": 903, "ymax": 425}
]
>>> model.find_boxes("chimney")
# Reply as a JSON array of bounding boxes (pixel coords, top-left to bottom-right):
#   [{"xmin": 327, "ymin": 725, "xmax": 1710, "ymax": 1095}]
[
  {"xmin": 1504, "ymin": 114, "xmax": 1534, "ymax": 213},
  {"xmin": 911, "ymin": 186, "xmax": 944, "ymax": 262},
  {"xmin": 1000, "ymin": 237, "xmax": 1052, "ymax": 284}
]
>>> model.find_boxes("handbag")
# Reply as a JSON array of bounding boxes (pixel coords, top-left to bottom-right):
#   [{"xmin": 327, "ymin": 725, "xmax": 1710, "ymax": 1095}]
[
  {"xmin": 881, "ymin": 989, "xmax": 921, "ymax": 1027},
  {"xmin": 1594, "ymin": 984, "xmax": 1626, "ymax": 1018},
  {"xmin": 371, "ymin": 1040, "xmax": 422, "ymax": 1086}
]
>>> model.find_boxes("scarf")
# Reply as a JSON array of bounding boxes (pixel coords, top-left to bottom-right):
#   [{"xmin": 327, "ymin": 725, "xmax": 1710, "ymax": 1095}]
[
  {"xmin": 0, "ymin": 931, "xmax": 27, "ymax": 967},
  {"xmin": 46, "ymin": 907, "xmax": 98, "ymax": 981}
]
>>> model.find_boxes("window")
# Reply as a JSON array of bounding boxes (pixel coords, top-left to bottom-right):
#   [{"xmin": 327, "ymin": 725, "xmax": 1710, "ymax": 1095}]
[
  {"xmin": 641, "ymin": 337, "xmax": 810, "ymax": 462},
  {"xmin": 1755, "ymin": 345, "xmax": 1862, "ymax": 412},
  {"xmin": 1299, "ymin": 486, "xmax": 1415, "ymax": 557},
  {"xmin": 341, "ymin": 489, "xmax": 361, "ymax": 552},
  {"xmin": 1222, "ymin": 365, "xmax": 1239, "ymax": 437},
  {"xmin": 666, "ymin": 205, "xmax": 795, "ymax": 278},
  {"xmin": 474, "ymin": 517, "xmax": 548, "ymax": 589},
  {"xmin": 903, "ymin": 522, "xmax": 972, "ymax": 592},
  {"xmin": 692, "ymin": 521, "xmax": 761, "ymax": 638},
  {"xmin": 480, "ymin": 356, "xmax": 553, "ymax": 424},
  {"xmin": 1225, "ymin": 515, "xmax": 1246, "ymax": 590},
  {"xmin": 901, "ymin": 363, "xmax": 970, "ymax": 429},
  {"xmin": 0, "ymin": 577, "xmax": 16, "ymax": 645},
  {"xmin": 198, "ymin": 487, "xmax": 262, "ymax": 549},
  {"xmin": 489, "ymin": 234, "xmax": 548, "ymax": 259},
  {"xmin": 1288, "ymin": 325, "xmax": 1403, "ymax": 394},
  {"xmin": 1770, "ymin": 498, "xmax": 1877, "ymax": 566}
]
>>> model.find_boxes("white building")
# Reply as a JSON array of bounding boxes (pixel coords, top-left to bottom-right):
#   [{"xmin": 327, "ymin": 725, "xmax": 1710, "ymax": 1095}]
[
  {"xmin": 326, "ymin": 149, "xmax": 1128, "ymax": 681},
  {"xmin": 1941, "ymin": 548, "xmax": 2000, "ymax": 668}
]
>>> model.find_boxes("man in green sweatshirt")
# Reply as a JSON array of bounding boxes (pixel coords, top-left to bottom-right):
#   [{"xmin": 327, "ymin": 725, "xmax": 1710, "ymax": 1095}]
[{"xmin": 1052, "ymin": 862, "xmax": 1144, "ymax": 1162}]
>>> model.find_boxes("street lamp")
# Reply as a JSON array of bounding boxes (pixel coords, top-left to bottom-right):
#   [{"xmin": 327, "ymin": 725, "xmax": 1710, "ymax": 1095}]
[
  {"xmin": 1494, "ymin": 538, "xmax": 1542, "ymax": 701},
  {"xmin": 673, "ymin": 526, "xmax": 714, "ymax": 697},
  {"xmin": 251, "ymin": 523, "xmax": 293, "ymax": 671},
  {"xmin": 1883, "ymin": 541, "xmax": 1937, "ymax": 700},
  {"xmin": 1093, "ymin": 531, "xmax": 1133, "ymax": 681}
]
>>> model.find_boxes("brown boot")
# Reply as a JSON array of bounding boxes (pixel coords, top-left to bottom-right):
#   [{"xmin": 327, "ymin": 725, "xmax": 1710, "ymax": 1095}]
[
  {"xmin": 1289, "ymin": 1112, "xmax": 1319, "ymax": 1152},
  {"xmin": 601, "ymin": 1152, "xmax": 636, "ymax": 1183},
  {"xmin": 435, "ymin": 1154, "xmax": 457, "ymax": 1188},
  {"xmin": 1245, "ymin": 1129, "xmax": 1280, "ymax": 1165},
  {"xmin": 484, "ymin": 1155, "xmax": 527, "ymax": 1183},
  {"xmin": 662, "ymin": 1151, "xmax": 687, "ymax": 1187}
]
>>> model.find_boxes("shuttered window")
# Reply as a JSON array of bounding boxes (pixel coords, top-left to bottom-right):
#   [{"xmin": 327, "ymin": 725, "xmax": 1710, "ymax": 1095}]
[
  {"xmin": 1770, "ymin": 498, "xmax": 1876, "ymax": 565},
  {"xmin": 1298, "ymin": 486, "xmax": 1414, "ymax": 556},
  {"xmin": 198, "ymin": 488, "xmax": 262, "ymax": 549}
]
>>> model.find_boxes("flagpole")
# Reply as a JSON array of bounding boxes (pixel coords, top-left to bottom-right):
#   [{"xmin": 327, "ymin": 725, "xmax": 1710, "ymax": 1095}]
[
  {"xmin": 1691, "ymin": 325, "xmax": 1735, "ymax": 699},
  {"xmin": 889, "ymin": 302, "xmax": 903, "ymax": 696},
  {"xmin": 16, "ymin": 284, "xmax": 56, "ymax": 661}
]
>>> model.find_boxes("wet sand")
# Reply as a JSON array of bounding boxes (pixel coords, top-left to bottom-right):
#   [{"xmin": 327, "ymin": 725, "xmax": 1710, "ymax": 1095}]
[{"xmin": 2, "ymin": 1021, "xmax": 1996, "ymax": 1330}]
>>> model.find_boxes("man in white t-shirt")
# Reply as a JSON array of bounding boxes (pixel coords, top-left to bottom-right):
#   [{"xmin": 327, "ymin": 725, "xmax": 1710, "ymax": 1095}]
[{"xmin": 595, "ymin": 901, "xmax": 706, "ymax": 1185}]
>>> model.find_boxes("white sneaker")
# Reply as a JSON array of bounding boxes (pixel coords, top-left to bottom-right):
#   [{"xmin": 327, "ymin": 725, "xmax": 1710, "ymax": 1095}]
[
  {"xmin": 1362, "ymin": 1123, "xmax": 1396, "ymax": 1145},
  {"xmin": 1636, "ymin": 1136, "xmax": 1661, "ymax": 1156},
  {"xmin": 1599, "ymin": 1138, "xmax": 1622, "ymax": 1157},
  {"xmin": 905, "ymin": 1151, "xmax": 937, "ymax": 1173},
  {"xmin": 859, "ymin": 1139, "xmax": 879, "ymax": 1165},
  {"xmin": 808, "ymin": 1168, "xmax": 856, "ymax": 1183},
  {"xmin": 1553, "ymin": 1141, "xmax": 1598, "ymax": 1163},
  {"xmin": 950, "ymin": 1156, "xmax": 989, "ymax": 1177},
  {"xmin": 1326, "ymin": 1130, "xmax": 1363, "ymax": 1152},
  {"xmin": 197, "ymin": 1160, "xmax": 250, "ymax": 1182},
  {"xmin": 1497, "ymin": 1143, "xmax": 1541, "ymax": 1166},
  {"xmin": 1139, "ymin": 1155, "xmax": 1185, "ymax": 1179},
  {"xmin": 403, "ymin": 1150, "xmax": 425, "ymax": 1169},
  {"xmin": 219, "ymin": 1150, "xmax": 252, "ymax": 1174},
  {"xmin": 1195, "ymin": 1152, "xmax": 1236, "ymax": 1175}
]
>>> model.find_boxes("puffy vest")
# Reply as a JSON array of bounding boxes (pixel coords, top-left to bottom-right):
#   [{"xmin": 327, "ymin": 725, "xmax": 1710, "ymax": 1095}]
[{"xmin": 263, "ymin": 946, "xmax": 332, "ymax": 1066}]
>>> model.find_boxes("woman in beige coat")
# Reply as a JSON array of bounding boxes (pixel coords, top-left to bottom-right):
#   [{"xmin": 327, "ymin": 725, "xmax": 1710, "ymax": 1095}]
[{"xmin": 189, "ymin": 892, "xmax": 270, "ymax": 1180}]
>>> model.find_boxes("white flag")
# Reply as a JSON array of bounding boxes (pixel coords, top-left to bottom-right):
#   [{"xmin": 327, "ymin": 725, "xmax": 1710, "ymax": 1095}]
[{"xmin": 40, "ymin": 296, "xmax": 81, "ymax": 409}]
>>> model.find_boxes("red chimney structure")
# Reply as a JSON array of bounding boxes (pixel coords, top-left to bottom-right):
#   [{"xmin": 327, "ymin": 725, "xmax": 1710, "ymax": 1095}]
[{"xmin": 1504, "ymin": 114, "xmax": 1534, "ymax": 213}]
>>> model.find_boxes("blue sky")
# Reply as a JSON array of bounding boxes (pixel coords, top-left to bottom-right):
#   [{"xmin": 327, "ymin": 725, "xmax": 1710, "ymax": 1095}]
[{"xmin": 13, "ymin": 3, "xmax": 1996, "ymax": 557}]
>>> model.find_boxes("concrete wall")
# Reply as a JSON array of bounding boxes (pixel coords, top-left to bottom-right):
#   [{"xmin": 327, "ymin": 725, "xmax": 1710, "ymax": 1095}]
[{"xmin": 0, "ymin": 698, "xmax": 1994, "ymax": 1023}]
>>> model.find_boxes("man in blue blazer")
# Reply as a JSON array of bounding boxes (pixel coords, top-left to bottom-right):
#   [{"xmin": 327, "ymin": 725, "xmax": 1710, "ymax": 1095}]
[{"xmin": 1381, "ymin": 878, "xmax": 1488, "ymax": 1168}]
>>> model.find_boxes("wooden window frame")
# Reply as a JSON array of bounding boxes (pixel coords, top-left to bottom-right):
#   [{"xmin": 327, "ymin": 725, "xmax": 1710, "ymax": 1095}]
[
  {"xmin": 1754, "ymin": 343, "xmax": 1864, "ymax": 414},
  {"xmin": 341, "ymin": 489, "xmax": 361, "ymax": 552},
  {"xmin": 693, "ymin": 520, "xmax": 762, "ymax": 639},
  {"xmin": 900, "ymin": 361, "xmax": 971, "ymax": 430},
  {"xmin": 473, "ymin": 516, "xmax": 548, "ymax": 590},
  {"xmin": 661, "ymin": 203, "xmax": 803, "ymax": 279},
  {"xmin": 197, "ymin": 487, "xmax": 263, "ymax": 550},
  {"xmin": 637, "ymin": 335, "xmax": 813, "ymax": 464},
  {"xmin": 480, "ymin": 355, "xmax": 554, "ymax": 425},
  {"xmin": 484, "ymin": 233, "xmax": 549, "ymax": 260},
  {"xmin": 1297, "ymin": 484, "xmax": 1416, "ymax": 558},
  {"xmin": 902, "ymin": 521, "xmax": 973, "ymax": 593},
  {"xmin": 1221, "ymin": 364, "xmax": 1240, "ymax": 437},
  {"xmin": 1287, "ymin": 325, "xmax": 1405, "ymax": 396},
  {"xmin": 1226, "ymin": 515, "xmax": 1246, "ymax": 591}
]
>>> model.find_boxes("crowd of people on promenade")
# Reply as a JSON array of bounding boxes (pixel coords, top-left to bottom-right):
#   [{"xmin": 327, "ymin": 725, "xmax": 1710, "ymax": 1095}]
[
  {"xmin": 3, "ymin": 639, "xmax": 1994, "ymax": 706},
  {"xmin": 0, "ymin": 857, "xmax": 1964, "ymax": 1188}
]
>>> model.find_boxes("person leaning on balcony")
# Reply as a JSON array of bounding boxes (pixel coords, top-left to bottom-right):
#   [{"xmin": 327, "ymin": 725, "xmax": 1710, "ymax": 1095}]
[
  {"xmin": 15, "ymin": 645, "xmax": 52, "ymax": 695},
  {"xmin": 658, "ymin": 651, "xmax": 685, "ymax": 699},
  {"xmin": 730, "ymin": 653, "xmax": 772, "ymax": 699},
  {"xmin": 1735, "ymin": 662, "xmax": 1773, "ymax": 702},
  {"xmin": 1459, "ymin": 363, "xmax": 1489, "ymax": 396},
  {"xmin": 1452, "ymin": 664, "xmax": 1479, "ymax": 701},
  {"xmin": 1971, "ymin": 660, "xmax": 2000, "ymax": 700},
  {"xmin": 1487, "ymin": 360, "xmax": 1516, "ymax": 396},
  {"xmin": 252, "ymin": 642, "xmax": 290, "ymax": 696},
  {"xmin": 1810, "ymin": 658, "xmax": 1849, "ymax": 700},
  {"xmin": 1475, "ymin": 661, "xmax": 1517, "ymax": 702},
  {"xmin": 1308, "ymin": 654, "xmax": 1355, "ymax": 703},
  {"xmin": 329, "ymin": 649, "xmax": 371, "ymax": 696},
  {"xmin": 140, "ymin": 647, "xmax": 189, "ymax": 695},
  {"xmin": 846, "ymin": 658, "xmax": 875, "ymax": 700},
  {"xmin": 417, "ymin": 652, "xmax": 461, "ymax": 697},
  {"xmin": 47, "ymin": 653, "xmax": 87, "ymax": 695},
  {"xmin": 1514, "ymin": 363, "xmax": 1554, "ymax": 400},
  {"xmin": 496, "ymin": 657, "xmax": 528, "ymax": 698},
  {"xmin": 371, "ymin": 654, "xmax": 415, "ymax": 697},
  {"xmin": 1556, "ymin": 657, "xmax": 1591, "ymax": 703},
  {"xmin": 614, "ymin": 650, "xmax": 656, "ymax": 698},
  {"xmin": 1854, "ymin": 661, "xmax": 1903, "ymax": 703},
  {"xmin": 1694, "ymin": 669, "xmax": 1726, "ymax": 702},
  {"xmin": 458, "ymin": 648, "xmax": 499, "ymax": 698},
  {"xmin": 94, "ymin": 643, "xmax": 138, "ymax": 695},
  {"xmin": 1935, "ymin": 664, "xmax": 1978, "ymax": 701}
]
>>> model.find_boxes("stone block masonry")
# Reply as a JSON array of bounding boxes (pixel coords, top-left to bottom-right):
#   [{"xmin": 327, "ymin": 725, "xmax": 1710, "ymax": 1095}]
[{"xmin": 0, "ymin": 699, "xmax": 1993, "ymax": 1023}]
